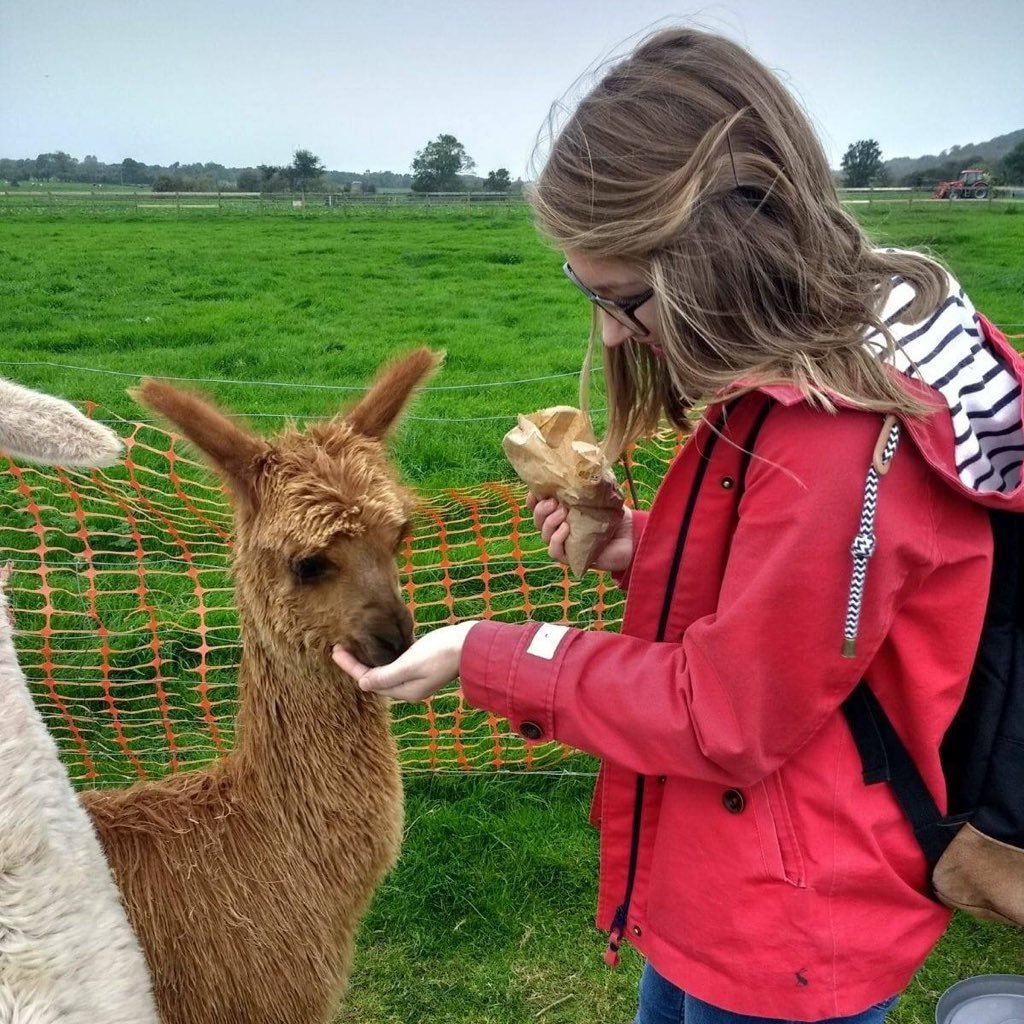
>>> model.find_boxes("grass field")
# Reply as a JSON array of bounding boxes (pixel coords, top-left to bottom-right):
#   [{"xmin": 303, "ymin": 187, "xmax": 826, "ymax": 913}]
[
  {"xmin": 2, "ymin": 201, "xmax": 1022, "ymax": 489},
  {"xmin": 1, "ymin": 202, "xmax": 1022, "ymax": 1022}
]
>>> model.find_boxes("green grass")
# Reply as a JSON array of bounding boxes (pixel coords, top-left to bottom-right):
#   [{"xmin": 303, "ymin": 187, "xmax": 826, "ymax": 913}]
[
  {"xmin": 1, "ymin": 201, "xmax": 1020, "ymax": 490},
  {"xmin": 338, "ymin": 774, "xmax": 1023, "ymax": 1024},
  {"xmin": 0, "ymin": 202, "xmax": 1022, "ymax": 1022},
  {"xmin": 0, "ymin": 203, "xmax": 601, "ymax": 490}
]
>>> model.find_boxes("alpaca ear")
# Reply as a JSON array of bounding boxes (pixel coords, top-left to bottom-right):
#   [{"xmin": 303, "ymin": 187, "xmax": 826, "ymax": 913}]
[
  {"xmin": 132, "ymin": 380, "xmax": 269, "ymax": 501},
  {"xmin": 345, "ymin": 348, "xmax": 442, "ymax": 440},
  {"xmin": 0, "ymin": 378, "xmax": 122, "ymax": 468}
]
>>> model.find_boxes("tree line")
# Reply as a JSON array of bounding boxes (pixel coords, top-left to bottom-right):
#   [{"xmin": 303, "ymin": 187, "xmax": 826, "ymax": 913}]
[
  {"xmin": 840, "ymin": 137, "xmax": 1024, "ymax": 188},
  {"xmin": 23, "ymin": 132, "xmax": 1022, "ymax": 195},
  {"xmin": 0, "ymin": 135, "xmax": 523, "ymax": 195}
]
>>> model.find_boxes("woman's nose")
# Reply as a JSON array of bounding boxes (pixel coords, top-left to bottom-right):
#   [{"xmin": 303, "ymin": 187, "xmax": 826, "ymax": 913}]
[{"xmin": 599, "ymin": 310, "xmax": 633, "ymax": 348}]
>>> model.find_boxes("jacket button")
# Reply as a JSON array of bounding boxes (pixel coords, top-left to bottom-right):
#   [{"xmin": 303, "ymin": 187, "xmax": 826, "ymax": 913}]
[
  {"xmin": 656, "ymin": 775, "xmax": 667, "ymax": 784},
  {"xmin": 632, "ymin": 925, "xmax": 643, "ymax": 937},
  {"xmin": 722, "ymin": 788, "xmax": 745, "ymax": 813},
  {"xmin": 720, "ymin": 476, "xmax": 735, "ymax": 489},
  {"xmin": 520, "ymin": 721, "xmax": 544, "ymax": 741}
]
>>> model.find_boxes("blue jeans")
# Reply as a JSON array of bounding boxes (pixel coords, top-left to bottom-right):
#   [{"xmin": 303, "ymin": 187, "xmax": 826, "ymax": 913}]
[{"xmin": 635, "ymin": 963, "xmax": 901, "ymax": 1024}]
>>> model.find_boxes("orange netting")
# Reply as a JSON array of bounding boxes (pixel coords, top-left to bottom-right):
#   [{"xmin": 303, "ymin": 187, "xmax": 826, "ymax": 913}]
[{"xmin": 0, "ymin": 410, "xmax": 681, "ymax": 787}]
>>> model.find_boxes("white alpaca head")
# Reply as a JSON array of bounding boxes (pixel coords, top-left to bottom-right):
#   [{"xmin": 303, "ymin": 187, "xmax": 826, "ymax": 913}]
[{"xmin": 0, "ymin": 378, "xmax": 122, "ymax": 468}]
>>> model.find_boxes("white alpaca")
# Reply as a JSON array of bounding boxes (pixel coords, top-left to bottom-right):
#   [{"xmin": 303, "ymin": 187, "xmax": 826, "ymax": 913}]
[
  {"xmin": 0, "ymin": 379, "xmax": 122, "ymax": 469},
  {"xmin": 0, "ymin": 380, "xmax": 159, "ymax": 1024}
]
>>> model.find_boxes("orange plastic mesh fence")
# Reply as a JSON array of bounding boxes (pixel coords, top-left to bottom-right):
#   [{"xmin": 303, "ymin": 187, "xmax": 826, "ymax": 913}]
[{"xmin": 0, "ymin": 410, "xmax": 682, "ymax": 787}]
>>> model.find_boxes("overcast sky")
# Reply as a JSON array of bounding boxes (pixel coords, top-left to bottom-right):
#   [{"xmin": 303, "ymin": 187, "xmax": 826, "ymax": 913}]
[{"xmin": 2, "ymin": 0, "xmax": 1021, "ymax": 176}]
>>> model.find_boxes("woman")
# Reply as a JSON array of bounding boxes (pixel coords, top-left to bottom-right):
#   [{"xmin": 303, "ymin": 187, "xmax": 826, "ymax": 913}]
[{"xmin": 334, "ymin": 28, "xmax": 1024, "ymax": 1024}]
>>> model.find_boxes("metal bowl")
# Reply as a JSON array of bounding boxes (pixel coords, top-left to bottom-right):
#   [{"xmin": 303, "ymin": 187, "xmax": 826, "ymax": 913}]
[{"xmin": 936, "ymin": 976, "xmax": 1024, "ymax": 1024}]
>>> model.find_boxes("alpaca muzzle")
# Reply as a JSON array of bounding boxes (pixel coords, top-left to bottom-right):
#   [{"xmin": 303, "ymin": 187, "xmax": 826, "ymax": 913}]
[{"xmin": 362, "ymin": 607, "xmax": 415, "ymax": 666}]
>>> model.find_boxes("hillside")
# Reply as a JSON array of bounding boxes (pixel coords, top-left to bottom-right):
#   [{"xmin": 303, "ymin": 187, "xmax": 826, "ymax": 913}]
[{"xmin": 884, "ymin": 128, "xmax": 1024, "ymax": 179}]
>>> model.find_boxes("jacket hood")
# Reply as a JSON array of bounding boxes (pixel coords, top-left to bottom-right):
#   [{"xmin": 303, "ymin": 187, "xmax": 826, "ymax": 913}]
[{"xmin": 761, "ymin": 273, "xmax": 1024, "ymax": 512}]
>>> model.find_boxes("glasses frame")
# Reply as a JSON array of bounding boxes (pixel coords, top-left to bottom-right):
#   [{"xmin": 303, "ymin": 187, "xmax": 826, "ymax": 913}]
[{"xmin": 562, "ymin": 261, "xmax": 654, "ymax": 336}]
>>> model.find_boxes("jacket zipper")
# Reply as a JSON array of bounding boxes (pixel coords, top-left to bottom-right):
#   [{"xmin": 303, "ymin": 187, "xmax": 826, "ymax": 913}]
[
  {"xmin": 603, "ymin": 406, "xmax": 730, "ymax": 967},
  {"xmin": 604, "ymin": 775, "xmax": 646, "ymax": 966}
]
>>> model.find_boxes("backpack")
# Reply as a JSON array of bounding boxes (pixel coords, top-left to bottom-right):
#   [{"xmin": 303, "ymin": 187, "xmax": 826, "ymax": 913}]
[{"xmin": 840, "ymin": 421, "xmax": 1024, "ymax": 927}]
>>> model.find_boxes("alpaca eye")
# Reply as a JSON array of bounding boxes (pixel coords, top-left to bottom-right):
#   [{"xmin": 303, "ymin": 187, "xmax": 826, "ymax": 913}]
[{"xmin": 291, "ymin": 554, "xmax": 334, "ymax": 585}]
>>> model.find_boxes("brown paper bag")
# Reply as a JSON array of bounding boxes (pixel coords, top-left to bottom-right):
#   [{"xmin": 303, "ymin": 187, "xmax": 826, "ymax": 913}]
[{"xmin": 503, "ymin": 406, "xmax": 624, "ymax": 576}]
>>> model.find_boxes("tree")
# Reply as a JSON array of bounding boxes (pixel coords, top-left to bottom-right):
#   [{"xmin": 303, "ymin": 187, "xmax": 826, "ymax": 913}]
[
  {"xmin": 899, "ymin": 170, "xmax": 930, "ymax": 189},
  {"xmin": 81, "ymin": 154, "xmax": 101, "ymax": 183},
  {"xmin": 289, "ymin": 149, "xmax": 324, "ymax": 191},
  {"xmin": 34, "ymin": 152, "xmax": 59, "ymax": 180},
  {"xmin": 152, "ymin": 175, "xmax": 180, "ymax": 192},
  {"xmin": 1000, "ymin": 140, "xmax": 1024, "ymax": 185},
  {"xmin": 120, "ymin": 157, "xmax": 148, "ymax": 185},
  {"xmin": 411, "ymin": 134, "xmax": 475, "ymax": 192},
  {"xmin": 257, "ymin": 164, "xmax": 289, "ymax": 192},
  {"xmin": 484, "ymin": 168, "xmax": 511, "ymax": 192},
  {"xmin": 841, "ymin": 140, "xmax": 883, "ymax": 188},
  {"xmin": 236, "ymin": 168, "xmax": 261, "ymax": 192}
]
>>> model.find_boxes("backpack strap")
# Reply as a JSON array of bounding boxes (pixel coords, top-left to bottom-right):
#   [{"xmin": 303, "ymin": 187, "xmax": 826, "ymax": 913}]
[
  {"xmin": 841, "ymin": 680, "xmax": 955, "ymax": 868},
  {"xmin": 839, "ymin": 413, "xmax": 958, "ymax": 873},
  {"xmin": 842, "ymin": 415, "xmax": 901, "ymax": 658}
]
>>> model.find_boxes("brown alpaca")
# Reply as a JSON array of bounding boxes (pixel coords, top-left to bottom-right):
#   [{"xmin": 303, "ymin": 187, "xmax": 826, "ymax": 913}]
[{"xmin": 82, "ymin": 349, "xmax": 440, "ymax": 1024}]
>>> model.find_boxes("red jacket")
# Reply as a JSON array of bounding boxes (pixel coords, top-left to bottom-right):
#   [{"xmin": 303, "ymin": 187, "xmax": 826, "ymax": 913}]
[{"xmin": 460, "ymin": 312, "xmax": 1024, "ymax": 1019}]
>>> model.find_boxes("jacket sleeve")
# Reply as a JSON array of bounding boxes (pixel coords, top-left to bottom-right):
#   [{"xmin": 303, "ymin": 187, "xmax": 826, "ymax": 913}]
[{"xmin": 460, "ymin": 406, "xmax": 945, "ymax": 785}]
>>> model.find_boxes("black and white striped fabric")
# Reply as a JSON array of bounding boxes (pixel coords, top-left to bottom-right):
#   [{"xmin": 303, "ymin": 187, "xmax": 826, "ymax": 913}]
[{"xmin": 865, "ymin": 268, "xmax": 1024, "ymax": 494}]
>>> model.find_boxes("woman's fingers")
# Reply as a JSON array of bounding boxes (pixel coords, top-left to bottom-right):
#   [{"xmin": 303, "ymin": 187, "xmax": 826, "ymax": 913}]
[
  {"xmin": 331, "ymin": 647, "xmax": 370, "ymax": 680},
  {"xmin": 332, "ymin": 646, "xmax": 425, "ymax": 697},
  {"xmin": 527, "ymin": 495, "xmax": 571, "ymax": 565},
  {"xmin": 548, "ymin": 520, "xmax": 570, "ymax": 561},
  {"xmin": 531, "ymin": 497, "xmax": 557, "ymax": 531},
  {"xmin": 540, "ymin": 503, "xmax": 568, "ymax": 542}
]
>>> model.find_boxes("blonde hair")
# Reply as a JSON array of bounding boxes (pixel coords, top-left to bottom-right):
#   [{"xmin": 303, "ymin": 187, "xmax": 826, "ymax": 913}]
[{"xmin": 531, "ymin": 28, "xmax": 946, "ymax": 457}]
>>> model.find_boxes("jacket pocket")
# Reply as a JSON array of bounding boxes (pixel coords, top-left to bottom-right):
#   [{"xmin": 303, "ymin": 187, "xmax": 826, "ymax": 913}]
[{"xmin": 756, "ymin": 770, "xmax": 807, "ymax": 888}]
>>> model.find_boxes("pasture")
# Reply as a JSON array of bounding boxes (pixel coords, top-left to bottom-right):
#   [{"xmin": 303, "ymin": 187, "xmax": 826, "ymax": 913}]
[{"xmin": 0, "ymin": 201, "xmax": 1022, "ymax": 1023}]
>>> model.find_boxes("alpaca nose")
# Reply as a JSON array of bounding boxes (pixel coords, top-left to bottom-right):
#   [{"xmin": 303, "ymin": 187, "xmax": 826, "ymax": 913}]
[{"xmin": 365, "ymin": 606, "xmax": 414, "ymax": 666}]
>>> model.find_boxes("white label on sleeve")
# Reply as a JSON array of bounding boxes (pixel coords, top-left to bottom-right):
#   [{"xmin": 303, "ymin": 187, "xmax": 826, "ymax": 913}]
[{"xmin": 527, "ymin": 623, "xmax": 571, "ymax": 660}]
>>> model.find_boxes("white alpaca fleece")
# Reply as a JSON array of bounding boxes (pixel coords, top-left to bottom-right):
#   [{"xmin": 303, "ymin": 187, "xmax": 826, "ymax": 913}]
[
  {"xmin": 0, "ymin": 378, "xmax": 121, "ymax": 468},
  {"xmin": 0, "ymin": 583, "xmax": 159, "ymax": 1023}
]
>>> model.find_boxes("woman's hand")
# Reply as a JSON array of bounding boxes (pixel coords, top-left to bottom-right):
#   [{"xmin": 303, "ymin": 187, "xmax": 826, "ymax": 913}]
[
  {"xmin": 331, "ymin": 621, "xmax": 478, "ymax": 703},
  {"xmin": 527, "ymin": 494, "xmax": 635, "ymax": 574}
]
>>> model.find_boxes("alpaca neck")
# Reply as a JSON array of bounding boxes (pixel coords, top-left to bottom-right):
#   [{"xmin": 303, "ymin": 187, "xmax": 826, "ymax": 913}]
[{"xmin": 230, "ymin": 628, "xmax": 395, "ymax": 797}]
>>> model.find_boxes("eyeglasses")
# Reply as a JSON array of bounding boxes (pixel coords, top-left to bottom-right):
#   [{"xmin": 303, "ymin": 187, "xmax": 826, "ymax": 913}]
[{"xmin": 562, "ymin": 261, "xmax": 654, "ymax": 336}]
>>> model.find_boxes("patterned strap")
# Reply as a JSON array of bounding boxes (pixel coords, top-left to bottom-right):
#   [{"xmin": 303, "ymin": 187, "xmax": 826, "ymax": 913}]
[{"xmin": 842, "ymin": 415, "xmax": 901, "ymax": 658}]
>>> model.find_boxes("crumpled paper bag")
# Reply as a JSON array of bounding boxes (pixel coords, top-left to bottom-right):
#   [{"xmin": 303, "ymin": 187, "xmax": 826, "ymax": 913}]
[{"xmin": 503, "ymin": 406, "xmax": 624, "ymax": 577}]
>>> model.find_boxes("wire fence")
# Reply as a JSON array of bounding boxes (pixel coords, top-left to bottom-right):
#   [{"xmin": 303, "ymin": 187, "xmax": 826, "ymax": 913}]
[
  {"xmin": 3, "ymin": 187, "xmax": 1022, "ymax": 217},
  {"xmin": 0, "ymin": 189, "xmax": 527, "ymax": 217}
]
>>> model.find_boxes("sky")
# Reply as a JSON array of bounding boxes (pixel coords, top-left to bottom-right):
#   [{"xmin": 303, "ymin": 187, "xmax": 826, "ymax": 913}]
[{"xmin": 2, "ymin": 0, "xmax": 1022, "ymax": 177}]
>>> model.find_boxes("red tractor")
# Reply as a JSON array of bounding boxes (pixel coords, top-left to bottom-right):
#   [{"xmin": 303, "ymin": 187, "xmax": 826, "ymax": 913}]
[{"xmin": 934, "ymin": 168, "xmax": 990, "ymax": 200}]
